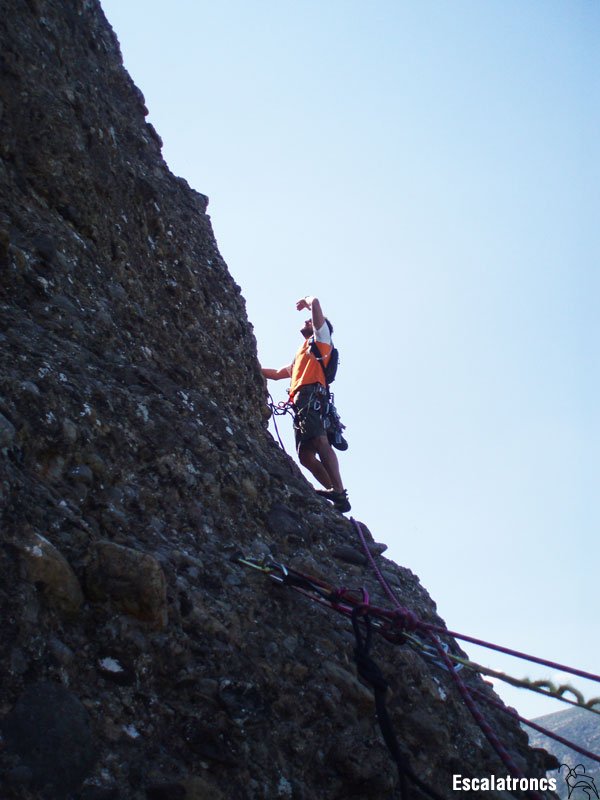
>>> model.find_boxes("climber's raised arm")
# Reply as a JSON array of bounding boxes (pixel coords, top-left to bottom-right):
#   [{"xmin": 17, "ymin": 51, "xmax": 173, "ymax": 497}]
[{"xmin": 296, "ymin": 295, "xmax": 325, "ymax": 332}]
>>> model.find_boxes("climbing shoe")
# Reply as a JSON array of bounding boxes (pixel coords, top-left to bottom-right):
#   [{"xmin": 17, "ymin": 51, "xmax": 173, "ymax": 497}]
[
  {"xmin": 328, "ymin": 431, "xmax": 348, "ymax": 451},
  {"xmin": 315, "ymin": 488, "xmax": 351, "ymax": 513}
]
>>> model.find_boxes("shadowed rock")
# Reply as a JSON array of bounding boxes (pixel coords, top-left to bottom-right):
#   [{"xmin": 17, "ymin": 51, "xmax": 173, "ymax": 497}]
[{"xmin": 1, "ymin": 682, "xmax": 96, "ymax": 797}]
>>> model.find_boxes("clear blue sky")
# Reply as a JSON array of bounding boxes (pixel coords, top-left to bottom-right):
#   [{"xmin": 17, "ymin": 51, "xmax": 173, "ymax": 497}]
[{"xmin": 100, "ymin": 0, "xmax": 599, "ymax": 726}]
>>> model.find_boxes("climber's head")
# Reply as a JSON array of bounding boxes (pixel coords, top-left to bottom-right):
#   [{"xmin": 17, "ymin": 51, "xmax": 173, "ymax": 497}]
[{"xmin": 300, "ymin": 317, "xmax": 333, "ymax": 339}]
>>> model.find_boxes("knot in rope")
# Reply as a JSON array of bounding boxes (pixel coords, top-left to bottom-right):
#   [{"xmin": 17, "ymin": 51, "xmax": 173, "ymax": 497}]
[{"xmin": 391, "ymin": 607, "xmax": 421, "ymax": 633}]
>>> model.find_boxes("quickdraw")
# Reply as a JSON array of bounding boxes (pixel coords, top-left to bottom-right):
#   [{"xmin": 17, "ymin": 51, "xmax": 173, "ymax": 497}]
[
  {"xmin": 238, "ymin": 554, "xmax": 450, "ymax": 800},
  {"xmin": 237, "ymin": 555, "xmax": 463, "ymax": 670},
  {"xmin": 237, "ymin": 550, "xmax": 600, "ymax": 793}
]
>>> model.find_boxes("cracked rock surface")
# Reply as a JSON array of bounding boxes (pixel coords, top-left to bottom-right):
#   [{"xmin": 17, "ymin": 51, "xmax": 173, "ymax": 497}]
[{"xmin": 0, "ymin": 1, "xmax": 556, "ymax": 798}]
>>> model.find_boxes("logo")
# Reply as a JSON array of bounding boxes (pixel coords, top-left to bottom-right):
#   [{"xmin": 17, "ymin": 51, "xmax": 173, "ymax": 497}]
[
  {"xmin": 452, "ymin": 774, "xmax": 557, "ymax": 792},
  {"xmin": 560, "ymin": 764, "xmax": 599, "ymax": 800}
]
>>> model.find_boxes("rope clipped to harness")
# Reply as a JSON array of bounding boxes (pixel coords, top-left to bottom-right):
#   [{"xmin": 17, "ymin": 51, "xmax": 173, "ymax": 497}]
[
  {"xmin": 351, "ymin": 606, "xmax": 446, "ymax": 800},
  {"xmin": 266, "ymin": 393, "xmax": 295, "ymax": 461}
]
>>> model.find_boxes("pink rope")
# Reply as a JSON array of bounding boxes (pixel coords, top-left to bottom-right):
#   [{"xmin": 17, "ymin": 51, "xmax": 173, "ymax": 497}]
[
  {"xmin": 429, "ymin": 628, "xmax": 600, "ymax": 685},
  {"xmin": 247, "ymin": 549, "xmax": 600, "ymax": 785},
  {"xmin": 474, "ymin": 688, "xmax": 600, "ymax": 764},
  {"xmin": 351, "ymin": 518, "xmax": 545, "ymax": 800},
  {"xmin": 351, "ymin": 519, "xmax": 600, "ymax": 684}
]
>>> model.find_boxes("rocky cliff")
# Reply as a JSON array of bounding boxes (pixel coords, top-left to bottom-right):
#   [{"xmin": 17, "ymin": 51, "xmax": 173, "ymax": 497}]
[{"xmin": 0, "ymin": 1, "xmax": 556, "ymax": 798}]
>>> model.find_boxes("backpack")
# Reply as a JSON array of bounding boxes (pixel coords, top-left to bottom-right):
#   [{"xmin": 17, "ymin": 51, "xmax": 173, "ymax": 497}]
[
  {"xmin": 309, "ymin": 338, "xmax": 339, "ymax": 385},
  {"xmin": 309, "ymin": 338, "xmax": 347, "ymax": 450}
]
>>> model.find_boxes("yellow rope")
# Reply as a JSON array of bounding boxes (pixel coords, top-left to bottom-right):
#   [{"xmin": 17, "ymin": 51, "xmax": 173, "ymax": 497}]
[{"xmin": 403, "ymin": 633, "xmax": 600, "ymax": 716}]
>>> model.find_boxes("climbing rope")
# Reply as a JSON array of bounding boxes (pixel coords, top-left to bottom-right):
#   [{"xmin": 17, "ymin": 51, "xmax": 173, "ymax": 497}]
[
  {"xmin": 238, "ymin": 556, "xmax": 459, "ymax": 656},
  {"xmin": 351, "ymin": 519, "xmax": 541, "ymax": 796},
  {"xmin": 239, "ymin": 554, "xmax": 600, "ymax": 696},
  {"xmin": 352, "ymin": 519, "xmax": 600, "ymax": 686},
  {"xmin": 238, "ymin": 549, "xmax": 600, "ymax": 798},
  {"xmin": 267, "ymin": 393, "xmax": 294, "ymax": 456},
  {"xmin": 238, "ymin": 555, "xmax": 447, "ymax": 799},
  {"xmin": 239, "ymin": 556, "xmax": 459, "ymax": 797},
  {"xmin": 472, "ymin": 687, "xmax": 600, "ymax": 765},
  {"xmin": 239, "ymin": 554, "xmax": 600, "ymax": 705},
  {"xmin": 402, "ymin": 637, "xmax": 600, "ymax": 715},
  {"xmin": 434, "ymin": 629, "xmax": 600, "ymax": 685},
  {"xmin": 441, "ymin": 654, "xmax": 600, "ymax": 715},
  {"xmin": 351, "ymin": 517, "xmax": 600, "ymax": 794}
]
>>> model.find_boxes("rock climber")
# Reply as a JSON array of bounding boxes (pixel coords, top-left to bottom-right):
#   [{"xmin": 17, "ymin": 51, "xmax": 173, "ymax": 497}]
[{"xmin": 261, "ymin": 295, "xmax": 351, "ymax": 513}]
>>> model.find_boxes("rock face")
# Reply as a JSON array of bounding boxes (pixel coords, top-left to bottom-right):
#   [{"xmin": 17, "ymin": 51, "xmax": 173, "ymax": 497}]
[{"xmin": 0, "ymin": 1, "xmax": 555, "ymax": 798}]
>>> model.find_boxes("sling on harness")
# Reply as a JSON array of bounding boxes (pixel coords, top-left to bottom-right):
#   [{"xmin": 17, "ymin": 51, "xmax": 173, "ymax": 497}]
[{"xmin": 309, "ymin": 337, "xmax": 347, "ymax": 450}]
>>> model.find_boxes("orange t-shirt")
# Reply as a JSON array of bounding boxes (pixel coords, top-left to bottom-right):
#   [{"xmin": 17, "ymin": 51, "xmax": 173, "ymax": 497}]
[{"xmin": 289, "ymin": 323, "xmax": 332, "ymax": 399}]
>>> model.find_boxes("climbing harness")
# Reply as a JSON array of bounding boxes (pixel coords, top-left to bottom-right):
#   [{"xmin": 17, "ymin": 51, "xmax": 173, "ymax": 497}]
[{"xmin": 268, "ymin": 385, "xmax": 347, "ymax": 454}]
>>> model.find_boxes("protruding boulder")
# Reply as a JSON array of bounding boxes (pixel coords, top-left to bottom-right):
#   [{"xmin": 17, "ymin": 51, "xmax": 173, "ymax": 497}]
[
  {"xmin": 16, "ymin": 530, "xmax": 84, "ymax": 615},
  {"xmin": 85, "ymin": 540, "xmax": 168, "ymax": 627}
]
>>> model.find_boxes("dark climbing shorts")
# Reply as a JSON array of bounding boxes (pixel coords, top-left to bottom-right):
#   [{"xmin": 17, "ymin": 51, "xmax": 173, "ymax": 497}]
[{"xmin": 292, "ymin": 384, "xmax": 327, "ymax": 450}]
